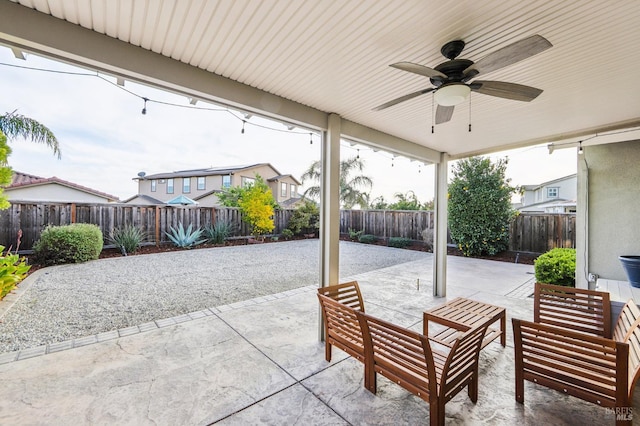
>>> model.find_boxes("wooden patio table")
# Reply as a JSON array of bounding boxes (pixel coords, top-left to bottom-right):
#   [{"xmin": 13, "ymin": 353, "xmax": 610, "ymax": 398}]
[{"xmin": 423, "ymin": 297, "xmax": 506, "ymax": 349}]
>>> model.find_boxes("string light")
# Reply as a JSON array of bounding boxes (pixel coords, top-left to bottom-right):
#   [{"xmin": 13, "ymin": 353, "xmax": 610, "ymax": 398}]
[
  {"xmin": 141, "ymin": 97, "xmax": 148, "ymax": 115},
  {"xmin": 578, "ymin": 141, "xmax": 584, "ymax": 155},
  {"xmin": 309, "ymin": 133, "xmax": 313, "ymax": 145},
  {"xmin": 357, "ymin": 149, "xmax": 360, "ymax": 159},
  {"xmin": 241, "ymin": 120, "xmax": 246, "ymax": 134}
]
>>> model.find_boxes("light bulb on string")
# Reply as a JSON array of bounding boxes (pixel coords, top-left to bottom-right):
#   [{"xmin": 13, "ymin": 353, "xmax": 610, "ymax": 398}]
[
  {"xmin": 357, "ymin": 149, "xmax": 360, "ymax": 159},
  {"xmin": 141, "ymin": 97, "xmax": 148, "ymax": 115},
  {"xmin": 309, "ymin": 133, "xmax": 313, "ymax": 145},
  {"xmin": 578, "ymin": 141, "xmax": 584, "ymax": 155},
  {"xmin": 241, "ymin": 120, "xmax": 246, "ymax": 134}
]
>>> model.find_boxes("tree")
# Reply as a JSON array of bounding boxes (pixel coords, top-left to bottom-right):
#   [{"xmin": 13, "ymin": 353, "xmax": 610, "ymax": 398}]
[
  {"xmin": 0, "ymin": 111, "xmax": 61, "ymax": 210},
  {"xmin": 0, "ymin": 111, "xmax": 61, "ymax": 159},
  {"xmin": 370, "ymin": 192, "xmax": 434, "ymax": 210},
  {"xmin": 448, "ymin": 156, "xmax": 516, "ymax": 257},
  {"xmin": 301, "ymin": 156, "xmax": 373, "ymax": 209},
  {"xmin": 0, "ymin": 132, "xmax": 14, "ymax": 210},
  {"xmin": 217, "ymin": 175, "xmax": 276, "ymax": 237}
]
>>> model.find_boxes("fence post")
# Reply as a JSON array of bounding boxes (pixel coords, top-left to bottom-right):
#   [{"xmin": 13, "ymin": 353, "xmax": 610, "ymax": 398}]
[
  {"xmin": 70, "ymin": 203, "xmax": 76, "ymax": 223},
  {"xmin": 155, "ymin": 206, "xmax": 160, "ymax": 245}
]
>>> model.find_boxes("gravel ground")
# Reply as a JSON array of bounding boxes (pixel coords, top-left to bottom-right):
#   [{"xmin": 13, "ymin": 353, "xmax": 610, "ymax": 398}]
[{"xmin": 0, "ymin": 240, "xmax": 429, "ymax": 354}]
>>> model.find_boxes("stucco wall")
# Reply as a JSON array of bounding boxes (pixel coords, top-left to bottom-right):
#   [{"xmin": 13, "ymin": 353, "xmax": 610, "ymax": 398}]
[
  {"xmin": 6, "ymin": 184, "xmax": 112, "ymax": 203},
  {"xmin": 587, "ymin": 140, "xmax": 640, "ymax": 280}
]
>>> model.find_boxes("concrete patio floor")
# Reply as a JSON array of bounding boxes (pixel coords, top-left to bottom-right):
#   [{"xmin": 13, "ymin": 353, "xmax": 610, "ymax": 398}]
[{"xmin": 0, "ymin": 254, "xmax": 638, "ymax": 425}]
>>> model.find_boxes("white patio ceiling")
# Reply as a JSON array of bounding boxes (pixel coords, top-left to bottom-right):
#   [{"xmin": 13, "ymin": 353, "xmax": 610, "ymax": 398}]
[{"xmin": 2, "ymin": 0, "xmax": 640, "ymax": 160}]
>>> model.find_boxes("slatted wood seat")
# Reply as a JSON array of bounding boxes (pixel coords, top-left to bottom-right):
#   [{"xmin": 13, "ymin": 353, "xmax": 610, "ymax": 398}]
[
  {"xmin": 513, "ymin": 284, "xmax": 640, "ymax": 426},
  {"xmin": 317, "ymin": 281, "xmax": 365, "ymax": 362},
  {"xmin": 357, "ymin": 312, "xmax": 488, "ymax": 426}
]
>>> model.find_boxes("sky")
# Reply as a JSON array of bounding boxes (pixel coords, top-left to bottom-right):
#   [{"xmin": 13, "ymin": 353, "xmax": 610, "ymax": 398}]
[{"xmin": 0, "ymin": 46, "xmax": 577, "ymax": 204}]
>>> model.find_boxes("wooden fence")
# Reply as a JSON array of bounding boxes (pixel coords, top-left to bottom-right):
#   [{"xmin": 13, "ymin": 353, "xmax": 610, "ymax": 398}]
[{"xmin": 0, "ymin": 202, "xmax": 575, "ymax": 254}]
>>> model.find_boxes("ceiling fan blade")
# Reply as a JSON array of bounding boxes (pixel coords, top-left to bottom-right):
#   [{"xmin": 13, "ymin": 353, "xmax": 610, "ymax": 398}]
[
  {"xmin": 435, "ymin": 105, "xmax": 454, "ymax": 124},
  {"xmin": 464, "ymin": 34, "xmax": 552, "ymax": 75},
  {"xmin": 471, "ymin": 80, "xmax": 543, "ymax": 101},
  {"xmin": 390, "ymin": 62, "xmax": 447, "ymax": 79},
  {"xmin": 373, "ymin": 88, "xmax": 435, "ymax": 111}
]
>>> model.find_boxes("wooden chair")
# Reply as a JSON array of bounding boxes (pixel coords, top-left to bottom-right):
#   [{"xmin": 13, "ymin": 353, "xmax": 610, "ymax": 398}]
[
  {"xmin": 317, "ymin": 281, "xmax": 365, "ymax": 362},
  {"xmin": 534, "ymin": 282, "xmax": 611, "ymax": 337},
  {"xmin": 357, "ymin": 311, "xmax": 488, "ymax": 426},
  {"xmin": 513, "ymin": 287, "xmax": 640, "ymax": 426}
]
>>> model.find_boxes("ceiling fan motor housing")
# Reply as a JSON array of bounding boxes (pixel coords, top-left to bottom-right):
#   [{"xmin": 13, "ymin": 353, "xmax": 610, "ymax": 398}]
[{"xmin": 431, "ymin": 59, "xmax": 474, "ymax": 87}]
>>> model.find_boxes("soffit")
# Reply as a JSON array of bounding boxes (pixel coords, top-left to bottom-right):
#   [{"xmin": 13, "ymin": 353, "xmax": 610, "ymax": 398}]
[{"xmin": 5, "ymin": 0, "xmax": 640, "ymax": 158}]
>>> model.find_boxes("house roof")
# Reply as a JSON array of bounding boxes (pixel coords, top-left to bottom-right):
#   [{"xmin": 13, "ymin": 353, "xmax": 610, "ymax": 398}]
[
  {"xmin": 121, "ymin": 194, "xmax": 164, "ymax": 205},
  {"xmin": 521, "ymin": 173, "xmax": 577, "ymax": 191},
  {"xmin": 135, "ymin": 163, "xmax": 284, "ymax": 181},
  {"xmin": 3, "ymin": 1, "xmax": 640, "ymax": 162},
  {"xmin": 267, "ymin": 174, "xmax": 302, "ymax": 186},
  {"xmin": 7, "ymin": 171, "xmax": 120, "ymax": 202}
]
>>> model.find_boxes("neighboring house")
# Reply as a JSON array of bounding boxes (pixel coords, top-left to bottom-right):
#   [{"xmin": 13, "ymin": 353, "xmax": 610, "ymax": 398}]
[
  {"xmin": 4, "ymin": 171, "xmax": 120, "ymax": 203},
  {"xmin": 125, "ymin": 163, "xmax": 302, "ymax": 208},
  {"xmin": 516, "ymin": 174, "xmax": 576, "ymax": 213}
]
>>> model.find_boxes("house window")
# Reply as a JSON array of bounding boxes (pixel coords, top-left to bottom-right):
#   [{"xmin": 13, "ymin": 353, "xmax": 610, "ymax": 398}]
[
  {"xmin": 241, "ymin": 176, "xmax": 255, "ymax": 187},
  {"xmin": 291, "ymin": 184, "xmax": 297, "ymax": 197},
  {"xmin": 167, "ymin": 178, "xmax": 174, "ymax": 194},
  {"xmin": 197, "ymin": 177, "xmax": 206, "ymax": 190},
  {"xmin": 547, "ymin": 187, "xmax": 559, "ymax": 198},
  {"xmin": 281, "ymin": 182, "xmax": 287, "ymax": 197},
  {"xmin": 183, "ymin": 178, "xmax": 191, "ymax": 193},
  {"xmin": 150, "ymin": 179, "xmax": 157, "ymax": 192},
  {"xmin": 222, "ymin": 175, "xmax": 231, "ymax": 188}
]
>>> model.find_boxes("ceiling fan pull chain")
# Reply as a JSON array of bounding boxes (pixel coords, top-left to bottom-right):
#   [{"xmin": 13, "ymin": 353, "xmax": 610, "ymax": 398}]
[
  {"xmin": 431, "ymin": 93, "xmax": 435, "ymax": 133},
  {"xmin": 468, "ymin": 94, "xmax": 472, "ymax": 132}
]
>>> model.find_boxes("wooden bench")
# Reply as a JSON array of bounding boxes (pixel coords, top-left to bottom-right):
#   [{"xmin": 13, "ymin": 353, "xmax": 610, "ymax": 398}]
[
  {"xmin": 358, "ymin": 311, "xmax": 488, "ymax": 426},
  {"xmin": 423, "ymin": 297, "xmax": 506, "ymax": 349},
  {"xmin": 317, "ymin": 281, "xmax": 365, "ymax": 362},
  {"xmin": 513, "ymin": 283, "xmax": 640, "ymax": 425}
]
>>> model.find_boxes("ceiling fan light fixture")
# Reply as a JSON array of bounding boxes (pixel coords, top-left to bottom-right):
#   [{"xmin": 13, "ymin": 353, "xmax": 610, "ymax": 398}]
[{"xmin": 434, "ymin": 84, "xmax": 470, "ymax": 106}]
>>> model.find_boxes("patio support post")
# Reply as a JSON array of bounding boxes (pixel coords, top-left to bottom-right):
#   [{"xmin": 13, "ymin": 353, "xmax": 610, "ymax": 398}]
[
  {"xmin": 318, "ymin": 113, "xmax": 342, "ymax": 340},
  {"xmin": 576, "ymin": 151, "xmax": 590, "ymax": 289},
  {"xmin": 433, "ymin": 152, "xmax": 449, "ymax": 297}
]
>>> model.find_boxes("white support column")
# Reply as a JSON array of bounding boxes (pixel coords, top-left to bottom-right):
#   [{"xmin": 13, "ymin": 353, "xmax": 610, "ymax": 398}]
[
  {"xmin": 318, "ymin": 113, "xmax": 342, "ymax": 340},
  {"xmin": 576, "ymin": 151, "xmax": 590, "ymax": 289},
  {"xmin": 433, "ymin": 152, "xmax": 449, "ymax": 297}
]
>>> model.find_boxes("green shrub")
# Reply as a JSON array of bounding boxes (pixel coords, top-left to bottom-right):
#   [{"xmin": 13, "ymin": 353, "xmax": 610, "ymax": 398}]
[
  {"xmin": 534, "ymin": 248, "xmax": 576, "ymax": 287},
  {"xmin": 388, "ymin": 237, "xmax": 412, "ymax": 248},
  {"xmin": 109, "ymin": 225, "xmax": 145, "ymax": 255},
  {"xmin": 287, "ymin": 201, "xmax": 320, "ymax": 236},
  {"xmin": 204, "ymin": 221, "xmax": 234, "ymax": 245},
  {"xmin": 34, "ymin": 223, "xmax": 103, "ymax": 266},
  {"xmin": 281, "ymin": 229, "xmax": 294, "ymax": 240},
  {"xmin": 358, "ymin": 234, "xmax": 376, "ymax": 244},
  {"xmin": 0, "ymin": 245, "xmax": 30, "ymax": 300},
  {"xmin": 348, "ymin": 228, "xmax": 363, "ymax": 241},
  {"xmin": 165, "ymin": 222, "xmax": 206, "ymax": 248}
]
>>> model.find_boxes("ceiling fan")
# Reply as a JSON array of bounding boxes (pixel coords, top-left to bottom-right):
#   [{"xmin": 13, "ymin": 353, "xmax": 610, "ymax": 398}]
[{"xmin": 373, "ymin": 34, "xmax": 552, "ymax": 124}]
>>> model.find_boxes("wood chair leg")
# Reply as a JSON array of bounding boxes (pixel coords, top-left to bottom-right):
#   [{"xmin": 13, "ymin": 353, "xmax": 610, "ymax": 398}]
[
  {"xmin": 325, "ymin": 342, "xmax": 332, "ymax": 362},
  {"xmin": 468, "ymin": 371, "xmax": 479, "ymax": 403}
]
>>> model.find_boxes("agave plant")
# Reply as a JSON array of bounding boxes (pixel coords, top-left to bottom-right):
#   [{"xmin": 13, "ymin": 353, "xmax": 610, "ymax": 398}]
[
  {"xmin": 203, "ymin": 221, "xmax": 235, "ymax": 245},
  {"xmin": 109, "ymin": 225, "xmax": 145, "ymax": 255},
  {"xmin": 165, "ymin": 222, "xmax": 206, "ymax": 248}
]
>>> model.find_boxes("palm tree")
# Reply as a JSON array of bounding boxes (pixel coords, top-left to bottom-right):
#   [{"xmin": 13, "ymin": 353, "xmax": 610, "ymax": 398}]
[
  {"xmin": 301, "ymin": 156, "xmax": 373, "ymax": 209},
  {"xmin": 0, "ymin": 111, "xmax": 61, "ymax": 158}
]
